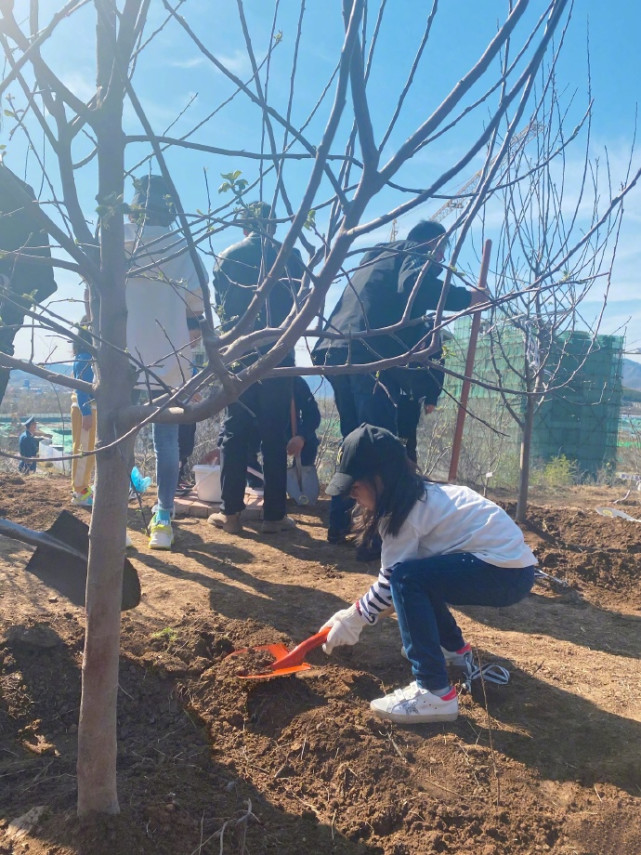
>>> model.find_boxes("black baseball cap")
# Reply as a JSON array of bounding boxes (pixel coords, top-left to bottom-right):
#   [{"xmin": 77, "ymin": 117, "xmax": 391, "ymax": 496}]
[
  {"xmin": 23, "ymin": 416, "xmax": 36, "ymax": 427},
  {"xmin": 325, "ymin": 424, "xmax": 408, "ymax": 496}
]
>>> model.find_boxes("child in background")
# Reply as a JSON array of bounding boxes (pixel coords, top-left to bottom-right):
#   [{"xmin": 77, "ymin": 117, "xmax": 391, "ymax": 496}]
[
  {"xmin": 319, "ymin": 424, "xmax": 536, "ymax": 724},
  {"xmin": 18, "ymin": 417, "xmax": 52, "ymax": 473}
]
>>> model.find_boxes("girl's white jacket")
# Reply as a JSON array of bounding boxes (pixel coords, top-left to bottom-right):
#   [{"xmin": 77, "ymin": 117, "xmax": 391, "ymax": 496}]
[
  {"xmin": 125, "ymin": 222, "xmax": 206, "ymax": 391},
  {"xmin": 381, "ymin": 482, "xmax": 537, "ymax": 572},
  {"xmin": 356, "ymin": 483, "xmax": 537, "ymax": 626}
]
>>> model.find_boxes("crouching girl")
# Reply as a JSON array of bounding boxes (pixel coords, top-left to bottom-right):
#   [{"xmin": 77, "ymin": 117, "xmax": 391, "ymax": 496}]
[{"xmin": 320, "ymin": 424, "xmax": 536, "ymax": 724}]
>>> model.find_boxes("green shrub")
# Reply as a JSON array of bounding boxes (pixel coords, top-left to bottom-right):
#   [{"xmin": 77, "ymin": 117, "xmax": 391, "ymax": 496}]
[{"xmin": 532, "ymin": 455, "xmax": 579, "ymax": 488}]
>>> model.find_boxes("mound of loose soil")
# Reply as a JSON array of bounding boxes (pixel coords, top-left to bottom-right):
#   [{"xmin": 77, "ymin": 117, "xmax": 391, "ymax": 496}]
[{"xmin": 1, "ymin": 473, "xmax": 640, "ymax": 855}]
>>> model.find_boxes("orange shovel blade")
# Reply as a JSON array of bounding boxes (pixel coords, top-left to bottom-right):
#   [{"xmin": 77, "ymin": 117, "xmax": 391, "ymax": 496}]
[
  {"xmin": 269, "ymin": 627, "xmax": 330, "ymax": 670},
  {"xmin": 227, "ymin": 627, "xmax": 330, "ymax": 680}
]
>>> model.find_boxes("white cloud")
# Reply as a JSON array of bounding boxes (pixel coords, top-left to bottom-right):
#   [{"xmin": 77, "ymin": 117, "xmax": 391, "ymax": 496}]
[
  {"xmin": 165, "ymin": 48, "xmax": 250, "ymax": 78},
  {"xmin": 212, "ymin": 49, "xmax": 251, "ymax": 77},
  {"xmin": 59, "ymin": 70, "xmax": 96, "ymax": 104},
  {"xmin": 169, "ymin": 56, "xmax": 209, "ymax": 70}
]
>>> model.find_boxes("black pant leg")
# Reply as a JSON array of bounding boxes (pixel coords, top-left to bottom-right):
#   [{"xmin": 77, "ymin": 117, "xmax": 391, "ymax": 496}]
[
  {"xmin": 256, "ymin": 377, "xmax": 292, "ymax": 521},
  {"xmin": 220, "ymin": 386, "xmax": 259, "ymax": 515},
  {"xmin": 327, "ymin": 374, "xmax": 359, "ymax": 438}
]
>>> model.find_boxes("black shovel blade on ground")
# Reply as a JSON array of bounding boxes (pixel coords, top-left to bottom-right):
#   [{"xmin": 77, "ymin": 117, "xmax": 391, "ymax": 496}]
[{"xmin": 0, "ymin": 510, "xmax": 140, "ymax": 610}]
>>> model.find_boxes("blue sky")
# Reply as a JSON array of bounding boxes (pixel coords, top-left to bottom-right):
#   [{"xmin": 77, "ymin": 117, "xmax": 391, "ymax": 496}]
[{"xmin": 2, "ymin": 0, "xmax": 640, "ymax": 365}]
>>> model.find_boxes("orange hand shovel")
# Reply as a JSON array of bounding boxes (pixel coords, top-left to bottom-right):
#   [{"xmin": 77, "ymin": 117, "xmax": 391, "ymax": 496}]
[{"xmin": 226, "ymin": 627, "xmax": 330, "ymax": 679}]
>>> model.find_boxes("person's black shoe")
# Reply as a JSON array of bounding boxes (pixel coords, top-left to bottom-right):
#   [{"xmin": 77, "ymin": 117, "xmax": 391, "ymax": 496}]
[{"xmin": 327, "ymin": 527, "xmax": 349, "ymax": 544}]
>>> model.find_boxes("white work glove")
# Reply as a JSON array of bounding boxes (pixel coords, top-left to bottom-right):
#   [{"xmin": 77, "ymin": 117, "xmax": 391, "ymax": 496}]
[{"xmin": 320, "ymin": 603, "xmax": 366, "ymax": 654}]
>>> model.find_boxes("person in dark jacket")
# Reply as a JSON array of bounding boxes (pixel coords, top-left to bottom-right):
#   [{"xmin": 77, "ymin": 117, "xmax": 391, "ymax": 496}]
[
  {"xmin": 208, "ymin": 202, "xmax": 306, "ymax": 535},
  {"xmin": 313, "ymin": 220, "xmax": 482, "ymax": 545},
  {"xmin": 0, "ymin": 164, "xmax": 57, "ymax": 405},
  {"xmin": 18, "ymin": 416, "xmax": 52, "ymax": 473}
]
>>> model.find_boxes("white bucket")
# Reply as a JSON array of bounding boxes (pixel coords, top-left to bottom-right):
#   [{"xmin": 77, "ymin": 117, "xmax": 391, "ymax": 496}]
[
  {"xmin": 52, "ymin": 445, "xmax": 68, "ymax": 475},
  {"xmin": 192, "ymin": 464, "xmax": 222, "ymax": 503}
]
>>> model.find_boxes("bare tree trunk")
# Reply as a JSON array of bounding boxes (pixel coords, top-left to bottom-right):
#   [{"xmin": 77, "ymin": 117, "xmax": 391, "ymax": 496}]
[
  {"xmin": 76, "ymin": 0, "xmax": 133, "ymax": 814},
  {"xmin": 516, "ymin": 393, "xmax": 535, "ymax": 523},
  {"xmin": 76, "ymin": 440, "xmax": 132, "ymax": 814}
]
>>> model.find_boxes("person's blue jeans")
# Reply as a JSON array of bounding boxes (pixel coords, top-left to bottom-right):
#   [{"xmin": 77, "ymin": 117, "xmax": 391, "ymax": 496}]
[
  {"xmin": 329, "ymin": 371, "xmax": 399, "ymax": 437},
  {"xmin": 152, "ymin": 422, "xmax": 179, "ymax": 515},
  {"xmin": 328, "ymin": 371, "xmax": 400, "ymax": 536},
  {"xmin": 390, "ymin": 554, "xmax": 535, "ymax": 692}
]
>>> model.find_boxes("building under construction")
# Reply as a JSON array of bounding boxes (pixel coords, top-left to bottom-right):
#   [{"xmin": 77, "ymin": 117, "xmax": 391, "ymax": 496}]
[{"xmin": 440, "ymin": 319, "xmax": 623, "ymax": 482}]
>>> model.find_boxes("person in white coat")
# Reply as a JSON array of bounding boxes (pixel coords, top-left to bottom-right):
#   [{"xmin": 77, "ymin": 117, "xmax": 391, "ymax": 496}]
[
  {"xmin": 125, "ymin": 174, "xmax": 207, "ymax": 549},
  {"xmin": 319, "ymin": 424, "xmax": 537, "ymax": 724}
]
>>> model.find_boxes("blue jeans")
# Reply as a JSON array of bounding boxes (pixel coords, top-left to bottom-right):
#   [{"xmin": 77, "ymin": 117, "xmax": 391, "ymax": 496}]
[
  {"xmin": 390, "ymin": 554, "xmax": 535, "ymax": 692},
  {"xmin": 328, "ymin": 371, "xmax": 400, "ymax": 535},
  {"xmin": 152, "ymin": 422, "xmax": 179, "ymax": 514}
]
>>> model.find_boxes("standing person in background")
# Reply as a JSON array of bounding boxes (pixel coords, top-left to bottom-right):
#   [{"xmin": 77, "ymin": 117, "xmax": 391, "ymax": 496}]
[
  {"xmin": 70, "ymin": 322, "xmax": 96, "ymax": 508},
  {"xmin": 0, "ymin": 163, "xmax": 57, "ymax": 406},
  {"xmin": 208, "ymin": 201, "xmax": 305, "ymax": 535},
  {"xmin": 312, "ymin": 220, "xmax": 483, "ymax": 551},
  {"xmin": 125, "ymin": 174, "xmax": 207, "ymax": 550},
  {"xmin": 319, "ymin": 425, "xmax": 536, "ymax": 724},
  {"xmin": 18, "ymin": 416, "xmax": 52, "ymax": 474},
  {"xmin": 205, "ymin": 376, "xmax": 321, "ymax": 497}
]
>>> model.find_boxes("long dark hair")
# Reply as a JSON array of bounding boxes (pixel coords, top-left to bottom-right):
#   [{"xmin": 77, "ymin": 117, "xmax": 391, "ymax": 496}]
[
  {"xmin": 356, "ymin": 456, "xmax": 426, "ymax": 544},
  {"xmin": 72, "ymin": 319, "xmax": 93, "ymax": 356}
]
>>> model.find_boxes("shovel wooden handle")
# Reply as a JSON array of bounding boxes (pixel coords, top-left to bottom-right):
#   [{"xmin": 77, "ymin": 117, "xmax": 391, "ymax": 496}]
[{"xmin": 270, "ymin": 627, "xmax": 330, "ymax": 671}]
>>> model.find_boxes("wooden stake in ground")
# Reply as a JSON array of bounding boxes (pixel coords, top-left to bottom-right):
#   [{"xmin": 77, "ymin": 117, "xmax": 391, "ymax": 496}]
[{"xmin": 448, "ymin": 239, "xmax": 492, "ymax": 482}]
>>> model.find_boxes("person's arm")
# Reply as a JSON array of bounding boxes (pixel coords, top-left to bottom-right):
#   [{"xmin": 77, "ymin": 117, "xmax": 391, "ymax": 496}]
[
  {"xmin": 286, "ymin": 434, "xmax": 305, "ymax": 457},
  {"xmin": 408, "ymin": 361, "xmax": 445, "ymax": 411},
  {"xmin": 357, "ymin": 520, "xmax": 421, "ymax": 624},
  {"xmin": 185, "ymin": 256, "xmax": 207, "ymax": 317},
  {"xmin": 287, "ymin": 379, "xmax": 321, "ymax": 457},
  {"xmin": 284, "ymin": 247, "xmax": 306, "ymax": 294},
  {"xmin": 398, "ymin": 251, "xmax": 473, "ymax": 312},
  {"xmin": 19, "ymin": 433, "xmax": 30, "ymax": 457},
  {"xmin": 74, "ymin": 354, "xmax": 95, "ymax": 418},
  {"xmin": 320, "ymin": 517, "xmax": 423, "ymax": 652},
  {"xmin": 296, "ymin": 378, "xmax": 322, "ymax": 435}
]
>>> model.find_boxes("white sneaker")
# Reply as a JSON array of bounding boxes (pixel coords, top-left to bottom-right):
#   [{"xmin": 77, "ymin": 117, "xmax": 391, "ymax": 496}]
[
  {"xmin": 125, "ymin": 531, "xmax": 133, "ymax": 548},
  {"xmin": 149, "ymin": 519, "xmax": 174, "ymax": 550},
  {"xmin": 370, "ymin": 682, "xmax": 458, "ymax": 724}
]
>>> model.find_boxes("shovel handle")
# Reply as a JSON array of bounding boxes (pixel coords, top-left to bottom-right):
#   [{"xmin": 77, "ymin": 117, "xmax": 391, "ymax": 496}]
[{"xmin": 270, "ymin": 627, "xmax": 330, "ymax": 671}]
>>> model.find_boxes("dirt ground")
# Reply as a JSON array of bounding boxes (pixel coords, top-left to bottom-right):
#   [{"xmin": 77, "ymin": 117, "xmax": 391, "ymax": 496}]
[{"xmin": 0, "ymin": 471, "xmax": 640, "ymax": 855}]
